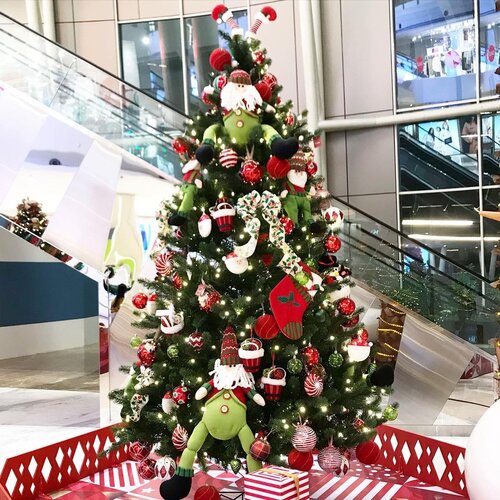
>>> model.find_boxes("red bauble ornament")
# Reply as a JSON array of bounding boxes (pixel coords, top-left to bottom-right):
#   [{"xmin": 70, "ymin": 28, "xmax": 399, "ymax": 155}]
[
  {"xmin": 201, "ymin": 90, "xmax": 214, "ymax": 106},
  {"xmin": 172, "ymin": 424, "xmax": 189, "ymax": 451},
  {"xmin": 240, "ymin": 159, "xmax": 264, "ymax": 185},
  {"xmin": 280, "ymin": 216, "xmax": 295, "ymax": 235},
  {"xmin": 172, "ymin": 137, "xmax": 188, "ymax": 155},
  {"xmin": 356, "ymin": 440, "xmax": 381, "ymax": 465},
  {"xmin": 262, "ymin": 72, "xmax": 278, "ymax": 90},
  {"xmin": 172, "ymin": 273, "xmax": 183, "ymax": 289},
  {"xmin": 306, "ymin": 161, "xmax": 318, "ymax": 177},
  {"xmin": 194, "ymin": 485, "xmax": 220, "ymax": 500},
  {"xmin": 250, "ymin": 437, "xmax": 271, "ymax": 461},
  {"xmin": 266, "ymin": 156, "xmax": 290, "ymax": 179},
  {"xmin": 255, "ymin": 80, "xmax": 272, "ymax": 101},
  {"xmin": 137, "ymin": 458, "xmax": 157, "ymax": 480},
  {"xmin": 301, "ymin": 346, "xmax": 320, "ymax": 367},
  {"xmin": 304, "ymin": 372, "xmax": 324, "ymax": 397},
  {"xmin": 137, "ymin": 341, "xmax": 156, "ymax": 367},
  {"xmin": 255, "ymin": 314, "xmax": 279, "ymax": 340},
  {"xmin": 261, "ymin": 253, "xmax": 273, "ymax": 267},
  {"xmin": 188, "ymin": 331, "xmax": 204, "ymax": 351},
  {"xmin": 254, "ymin": 50, "xmax": 265, "ymax": 64},
  {"xmin": 318, "ymin": 444, "xmax": 342, "ymax": 473},
  {"xmin": 132, "ymin": 292, "xmax": 148, "ymax": 309},
  {"xmin": 129, "ymin": 441, "xmax": 152, "ymax": 461},
  {"xmin": 324, "ymin": 235, "xmax": 341, "ymax": 253},
  {"xmin": 337, "ymin": 297, "xmax": 356, "ymax": 316},
  {"xmin": 342, "ymin": 315, "xmax": 359, "ymax": 328},
  {"xmin": 209, "ymin": 48, "xmax": 231, "ymax": 71},
  {"xmin": 288, "ymin": 449, "xmax": 313, "ymax": 471},
  {"xmin": 172, "ymin": 384, "xmax": 191, "ymax": 405}
]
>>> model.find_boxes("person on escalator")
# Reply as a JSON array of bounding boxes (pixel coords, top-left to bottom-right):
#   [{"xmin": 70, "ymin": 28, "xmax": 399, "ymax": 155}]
[
  {"xmin": 439, "ymin": 120, "xmax": 453, "ymax": 157},
  {"xmin": 462, "ymin": 116, "xmax": 478, "ymax": 154},
  {"xmin": 424, "ymin": 127, "xmax": 435, "ymax": 149}
]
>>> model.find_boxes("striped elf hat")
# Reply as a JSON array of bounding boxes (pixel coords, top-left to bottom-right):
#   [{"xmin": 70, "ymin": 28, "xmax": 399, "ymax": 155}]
[
  {"xmin": 229, "ymin": 69, "xmax": 252, "ymax": 86},
  {"xmin": 220, "ymin": 326, "xmax": 240, "ymax": 366}
]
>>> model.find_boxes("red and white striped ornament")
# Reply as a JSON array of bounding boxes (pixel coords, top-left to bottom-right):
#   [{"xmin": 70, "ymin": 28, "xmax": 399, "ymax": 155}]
[
  {"xmin": 292, "ymin": 424, "xmax": 317, "ymax": 452},
  {"xmin": 155, "ymin": 455, "xmax": 176, "ymax": 480},
  {"xmin": 155, "ymin": 251, "xmax": 173, "ymax": 276},
  {"xmin": 219, "ymin": 148, "xmax": 239, "ymax": 168},
  {"xmin": 188, "ymin": 331, "xmax": 204, "ymax": 351},
  {"xmin": 304, "ymin": 372, "xmax": 323, "ymax": 397},
  {"xmin": 318, "ymin": 443, "xmax": 342, "ymax": 473},
  {"xmin": 172, "ymin": 424, "xmax": 189, "ymax": 451}
]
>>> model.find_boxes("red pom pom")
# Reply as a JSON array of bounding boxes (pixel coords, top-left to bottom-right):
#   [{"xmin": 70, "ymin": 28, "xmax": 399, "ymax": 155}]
[
  {"xmin": 255, "ymin": 314, "xmax": 279, "ymax": 339},
  {"xmin": 194, "ymin": 484, "xmax": 220, "ymax": 500},
  {"xmin": 337, "ymin": 298, "xmax": 356, "ymax": 316},
  {"xmin": 255, "ymin": 80, "xmax": 272, "ymax": 101},
  {"xmin": 266, "ymin": 156, "xmax": 290, "ymax": 179},
  {"xmin": 209, "ymin": 48, "xmax": 232, "ymax": 71},
  {"xmin": 132, "ymin": 292, "xmax": 148, "ymax": 309},
  {"xmin": 356, "ymin": 441, "xmax": 381, "ymax": 465},
  {"xmin": 325, "ymin": 235, "xmax": 341, "ymax": 253},
  {"xmin": 261, "ymin": 6, "xmax": 277, "ymax": 21},
  {"xmin": 288, "ymin": 449, "xmax": 313, "ymax": 471},
  {"xmin": 211, "ymin": 4, "xmax": 227, "ymax": 21}
]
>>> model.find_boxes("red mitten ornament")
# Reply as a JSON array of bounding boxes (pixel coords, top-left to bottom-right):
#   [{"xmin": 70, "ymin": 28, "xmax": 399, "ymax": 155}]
[{"xmin": 269, "ymin": 275, "xmax": 312, "ymax": 340}]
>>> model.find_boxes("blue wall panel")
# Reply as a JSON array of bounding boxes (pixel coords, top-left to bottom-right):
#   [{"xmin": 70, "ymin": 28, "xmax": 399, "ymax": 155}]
[{"xmin": 0, "ymin": 262, "xmax": 98, "ymax": 326}]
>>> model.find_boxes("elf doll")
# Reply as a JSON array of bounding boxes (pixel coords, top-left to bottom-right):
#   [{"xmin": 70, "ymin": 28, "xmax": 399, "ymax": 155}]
[
  {"xmin": 195, "ymin": 69, "xmax": 298, "ymax": 164},
  {"xmin": 280, "ymin": 151, "xmax": 313, "ymax": 225},
  {"xmin": 160, "ymin": 327, "xmax": 265, "ymax": 500},
  {"xmin": 168, "ymin": 159, "xmax": 202, "ymax": 226}
]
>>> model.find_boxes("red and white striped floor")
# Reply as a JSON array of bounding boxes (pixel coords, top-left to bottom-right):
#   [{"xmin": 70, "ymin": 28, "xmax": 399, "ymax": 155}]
[{"xmin": 49, "ymin": 459, "xmax": 465, "ymax": 499}]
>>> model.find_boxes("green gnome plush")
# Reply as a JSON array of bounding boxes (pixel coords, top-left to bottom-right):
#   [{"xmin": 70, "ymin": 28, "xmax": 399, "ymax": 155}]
[
  {"xmin": 160, "ymin": 326, "xmax": 265, "ymax": 500},
  {"xmin": 195, "ymin": 69, "xmax": 299, "ymax": 165}
]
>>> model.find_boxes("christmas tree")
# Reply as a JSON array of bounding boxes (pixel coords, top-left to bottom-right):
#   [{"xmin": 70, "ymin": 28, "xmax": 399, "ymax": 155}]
[
  {"xmin": 109, "ymin": 5, "xmax": 395, "ymax": 498},
  {"xmin": 11, "ymin": 197, "xmax": 48, "ymax": 239}
]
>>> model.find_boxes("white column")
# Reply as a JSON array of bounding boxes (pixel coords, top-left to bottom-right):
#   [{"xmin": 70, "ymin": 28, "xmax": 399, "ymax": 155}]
[
  {"xmin": 41, "ymin": 0, "xmax": 56, "ymax": 41},
  {"xmin": 25, "ymin": 0, "xmax": 42, "ymax": 33}
]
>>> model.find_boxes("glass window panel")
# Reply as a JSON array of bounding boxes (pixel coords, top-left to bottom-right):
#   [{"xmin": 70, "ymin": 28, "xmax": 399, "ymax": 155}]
[
  {"xmin": 479, "ymin": 0, "xmax": 500, "ymax": 96},
  {"xmin": 400, "ymin": 190, "xmax": 482, "ymax": 275},
  {"xmin": 481, "ymin": 113, "xmax": 500, "ymax": 186},
  {"xmin": 399, "ymin": 116, "xmax": 480, "ymax": 191},
  {"xmin": 394, "ymin": 0, "xmax": 476, "ymax": 108},
  {"xmin": 120, "ymin": 20, "xmax": 184, "ymax": 113},
  {"xmin": 481, "ymin": 186, "xmax": 500, "ymax": 280},
  {"xmin": 184, "ymin": 10, "xmax": 248, "ymax": 115}
]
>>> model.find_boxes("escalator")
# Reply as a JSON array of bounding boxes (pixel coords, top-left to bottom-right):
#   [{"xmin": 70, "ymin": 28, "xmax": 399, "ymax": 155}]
[{"xmin": 0, "ymin": 12, "xmax": 497, "ymax": 433}]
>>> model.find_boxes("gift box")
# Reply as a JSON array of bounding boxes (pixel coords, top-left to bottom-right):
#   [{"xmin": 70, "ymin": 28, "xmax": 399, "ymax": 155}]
[
  {"xmin": 244, "ymin": 465, "xmax": 309, "ymax": 500},
  {"xmin": 220, "ymin": 489, "xmax": 244, "ymax": 499}
]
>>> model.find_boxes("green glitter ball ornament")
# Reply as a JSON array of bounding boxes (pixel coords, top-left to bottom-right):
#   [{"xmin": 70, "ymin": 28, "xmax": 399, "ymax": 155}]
[
  {"xmin": 167, "ymin": 345, "xmax": 179, "ymax": 359},
  {"xmin": 229, "ymin": 459, "xmax": 241, "ymax": 474},
  {"xmin": 305, "ymin": 258, "xmax": 316, "ymax": 268},
  {"xmin": 129, "ymin": 335, "xmax": 142, "ymax": 349},
  {"xmin": 328, "ymin": 352, "xmax": 343, "ymax": 368},
  {"xmin": 383, "ymin": 405, "xmax": 398, "ymax": 421},
  {"xmin": 295, "ymin": 271, "xmax": 309, "ymax": 286},
  {"xmin": 287, "ymin": 357, "xmax": 303, "ymax": 374}
]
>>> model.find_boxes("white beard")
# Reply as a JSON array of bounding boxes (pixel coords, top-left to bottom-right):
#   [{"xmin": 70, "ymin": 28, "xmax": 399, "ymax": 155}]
[
  {"xmin": 220, "ymin": 82, "xmax": 263, "ymax": 112},
  {"xmin": 210, "ymin": 359, "xmax": 255, "ymax": 390}
]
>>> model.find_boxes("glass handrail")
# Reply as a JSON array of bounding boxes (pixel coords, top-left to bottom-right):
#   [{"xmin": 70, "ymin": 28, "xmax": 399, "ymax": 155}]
[
  {"xmin": 0, "ymin": 12, "xmax": 186, "ymax": 179},
  {"xmin": 329, "ymin": 196, "xmax": 500, "ymax": 355}
]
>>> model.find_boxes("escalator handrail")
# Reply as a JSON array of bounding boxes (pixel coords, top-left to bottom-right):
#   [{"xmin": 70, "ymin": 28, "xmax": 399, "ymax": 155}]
[
  {"xmin": 329, "ymin": 194, "xmax": 495, "ymax": 285},
  {"xmin": 0, "ymin": 11, "xmax": 189, "ymax": 120}
]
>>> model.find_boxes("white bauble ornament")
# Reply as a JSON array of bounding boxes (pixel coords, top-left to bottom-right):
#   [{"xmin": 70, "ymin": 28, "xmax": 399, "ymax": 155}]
[
  {"xmin": 322, "ymin": 206, "xmax": 344, "ymax": 231},
  {"xmin": 465, "ymin": 399, "xmax": 500, "ymax": 499},
  {"xmin": 223, "ymin": 251, "xmax": 249, "ymax": 274},
  {"xmin": 198, "ymin": 213, "xmax": 212, "ymax": 238},
  {"xmin": 155, "ymin": 456, "xmax": 176, "ymax": 480}
]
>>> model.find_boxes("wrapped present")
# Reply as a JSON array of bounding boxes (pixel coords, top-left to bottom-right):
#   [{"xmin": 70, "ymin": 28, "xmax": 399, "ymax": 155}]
[
  {"xmin": 244, "ymin": 465, "xmax": 309, "ymax": 500},
  {"xmin": 220, "ymin": 489, "xmax": 244, "ymax": 499}
]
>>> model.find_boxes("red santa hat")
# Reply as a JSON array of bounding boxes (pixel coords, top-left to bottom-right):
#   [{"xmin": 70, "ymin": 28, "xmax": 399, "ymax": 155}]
[{"xmin": 220, "ymin": 326, "xmax": 240, "ymax": 366}]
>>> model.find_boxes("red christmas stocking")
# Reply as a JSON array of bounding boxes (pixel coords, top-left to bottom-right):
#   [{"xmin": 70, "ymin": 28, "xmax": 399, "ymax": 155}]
[{"xmin": 269, "ymin": 275, "xmax": 311, "ymax": 340}]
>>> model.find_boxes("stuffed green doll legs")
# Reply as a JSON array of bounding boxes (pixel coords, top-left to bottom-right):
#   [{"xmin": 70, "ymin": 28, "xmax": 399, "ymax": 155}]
[{"xmin": 283, "ymin": 193, "xmax": 312, "ymax": 225}]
